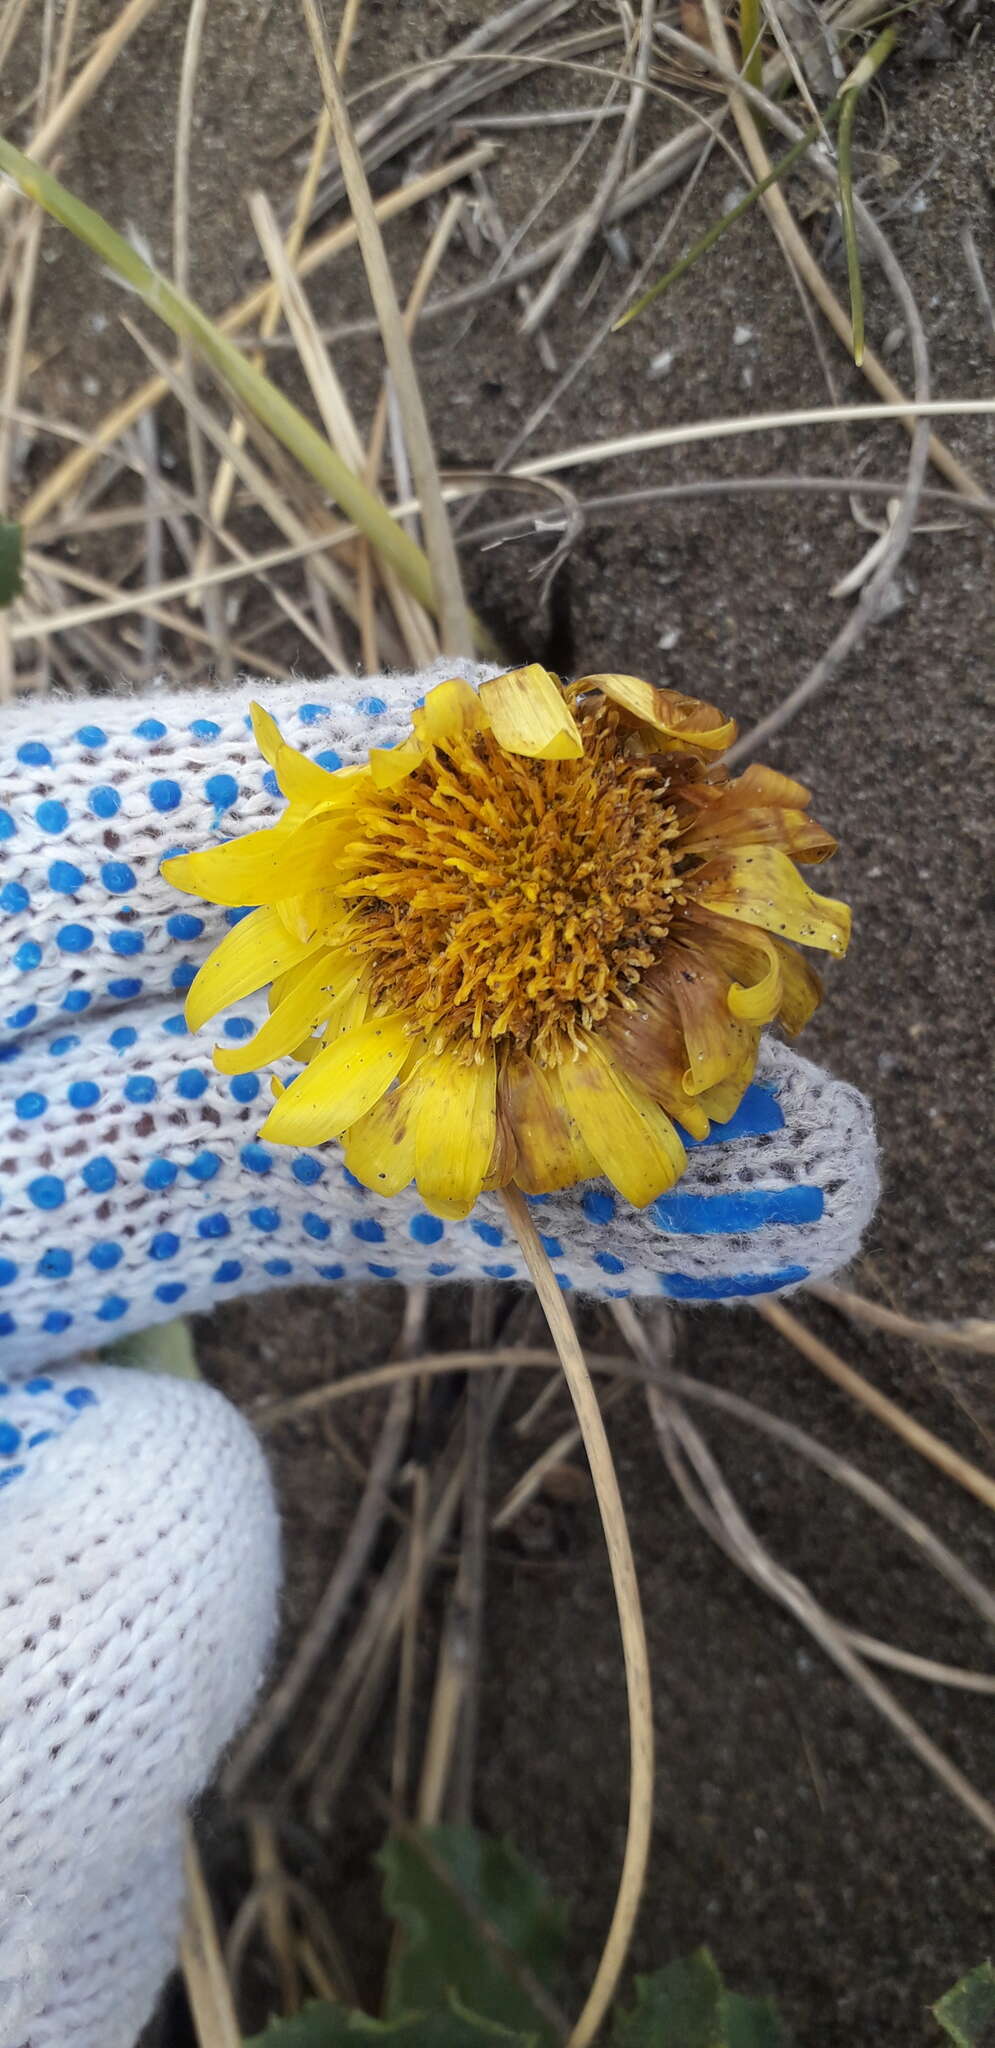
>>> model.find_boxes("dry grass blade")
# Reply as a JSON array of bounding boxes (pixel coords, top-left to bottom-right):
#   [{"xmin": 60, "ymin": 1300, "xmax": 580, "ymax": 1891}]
[
  {"xmin": 758, "ymin": 1299, "xmax": 995, "ymax": 1515},
  {"xmin": 180, "ymin": 1822, "xmax": 243, "ymax": 2048},
  {"xmin": 0, "ymin": 0, "xmax": 164, "ymax": 224},
  {"xmin": 502, "ymin": 1187, "xmax": 652, "ymax": 2048},
  {"xmin": 645, "ymin": 1387, "xmax": 995, "ymax": 1843},
  {"xmin": 299, "ymin": 0, "xmax": 476, "ymax": 659},
  {"xmin": 810, "ymin": 1280, "xmax": 995, "ymax": 1358},
  {"xmin": 254, "ymin": 1345, "xmax": 637, "ymax": 1429}
]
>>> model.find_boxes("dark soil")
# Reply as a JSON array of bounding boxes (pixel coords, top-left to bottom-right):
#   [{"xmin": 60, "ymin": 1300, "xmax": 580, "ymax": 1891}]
[{"xmin": 3, "ymin": 2, "xmax": 994, "ymax": 2043}]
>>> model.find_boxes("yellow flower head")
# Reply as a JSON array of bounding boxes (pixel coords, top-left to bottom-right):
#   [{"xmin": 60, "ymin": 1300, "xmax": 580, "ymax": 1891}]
[{"xmin": 163, "ymin": 666, "xmax": 850, "ymax": 1219}]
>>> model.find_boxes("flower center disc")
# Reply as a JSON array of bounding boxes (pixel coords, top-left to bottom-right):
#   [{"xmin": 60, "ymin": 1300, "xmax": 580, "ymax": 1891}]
[{"xmin": 345, "ymin": 702, "xmax": 682, "ymax": 1064}]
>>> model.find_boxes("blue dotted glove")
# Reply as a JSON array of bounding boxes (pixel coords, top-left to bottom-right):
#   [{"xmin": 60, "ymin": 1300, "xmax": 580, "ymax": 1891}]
[{"xmin": 0, "ymin": 666, "xmax": 879, "ymax": 1378}]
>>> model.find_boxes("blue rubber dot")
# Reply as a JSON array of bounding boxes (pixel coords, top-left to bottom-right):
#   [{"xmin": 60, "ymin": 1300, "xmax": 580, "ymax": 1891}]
[
  {"xmin": 48, "ymin": 860, "xmax": 85, "ymax": 893},
  {"xmin": 583, "ymin": 1189, "xmax": 616, "ymax": 1225},
  {"xmin": 176, "ymin": 1067, "xmax": 208, "ymax": 1100},
  {"xmin": 341, "ymin": 1168, "xmax": 363, "ymax": 1191},
  {"xmin": 167, "ymin": 912, "xmax": 204, "ymax": 941},
  {"xmin": 35, "ymin": 800, "xmax": 68, "ymax": 834},
  {"xmin": 302, "ymin": 1212, "xmax": 330, "ymax": 1242},
  {"xmin": 0, "ymin": 1260, "xmax": 16, "ymax": 1286},
  {"xmin": 110, "ymin": 1024, "xmax": 138, "ymax": 1051},
  {"xmin": 61, "ymin": 990, "xmax": 91, "ymax": 1014},
  {"xmin": 471, "ymin": 1220, "xmax": 502, "ymax": 1247},
  {"xmin": 224, "ymin": 1016, "xmax": 255, "ymax": 1040},
  {"xmin": 297, "ymin": 702, "xmax": 329, "ymax": 724},
  {"xmin": 101, "ymin": 861, "xmax": 136, "ymax": 894},
  {"xmin": 291, "ymin": 1155, "xmax": 323, "ymax": 1185},
  {"xmin": 37, "ymin": 1250, "xmax": 72, "ymax": 1279},
  {"xmin": 205, "ymin": 772, "xmax": 238, "ymax": 812},
  {"xmin": 556, "ymin": 1273, "xmax": 573, "ymax": 1292},
  {"xmin": 96, "ymin": 1296, "xmax": 128, "ymax": 1322},
  {"xmin": 24, "ymin": 1377, "xmax": 54, "ymax": 1393},
  {"xmin": 149, "ymin": 778, "xmax": 181, "ymax": 812},
  {"xmin": 0, "ymin": 1422, "xmax": 21, "ymax": 1454},
  {"xmin": 13, "ymin": 940, "xmax": 42, "ymax": 971},
  {"xmin": 18, "ymin": 740, "xmax": 53, "ymax": 767},
  {"xmin": 48, "ymin": 1034, "xmax": 80, "ymax": 1055},
  {"xmin": 190, "ymin": 718, "xmax": 220, "ymax": 739},
  {"xmin": 539, "ymin": 1233, "xmax": 564, "ymax": 1260},
  {"xmin": 429, "ymin": 1261, "xmax": 455, "ymax": 1277},
  {"xmin": 249, "ymin": 1206, "xmax": 280, "ymax": 1233},
  {"xmin": 124, "ymin": 1074, "xmax": 157, "ymax": 1103},
  {"xmin": 155, "ymin": 1282, "xmax": 187, "ymax": 1304},
  {"xmin": 150, "ymin": 1231, "xmax": 180, "ymax": 1260},
  {"xmin": 76, "ymin": 724, "xmax": 107, "ymax": 748},
  {"xmin": 0, "ymin": 810, "xmax": 15, "ymax": 843},
  {"xmin": 108, "ymin": 976, "xmax": 143, "ymax": 1000},
  {"xmin": 162, "ymin": 1014, "xmax": 188, "ymax": 1036},
  {"xmin": 265, "ymin": 1257, "xmax": 293, "ymax": 1277},
  {"xmin": 214, "ymin": 1260, "xmax": 242, "ymax": 1284},
  {"xmin": 5, "ymin": 1004, "xmax": 35, "ymax": 1030},
  {"xmin": 224, "ymin": 906, "xmax": 253, "ymax": 927},
  {"xmin": 352, "ymin": 1217, "xmax": 385, "ymax": 1245},
  {"xmin": 186, "ymin": 1150, "xmax": 220, "ymax": 1182},
  {"xmin": 82, "ymin": 1157, "xmax": 117, "ymax": 1193},
  {"xmin": 64, "ymin": 1385, "xmax": 98, "ymax": 1409},
  {"xmin": 318, "ymin": 1263, "xmax": 345, "ymax": 1280},
  {"xmin": 1, "ymin": 881, "xmax": 29, "ymax": 913},
  {"xmin": 89, "ymin": 785, "xmax": 121, "ymax": 819},
  {"xmin": 483, "ymin": 1263, "xmax": 516, "ymax": 1280},
  {"xmin": 410, "ymin": 1214, "xmax": 444, "ymax": 1245},
  {"xmin": 595, "ymin": 1250, "xmax": 625, "ymax": 1275},
  {"xmin": 109, "ymin": 928, "xmax": 144, "ymax": 957},
  {"xmin": 368, "ymin": 1263, "xmax": 397, "ymax": 1278},
  {"xmin": 356, "ymin": 695, "xmax": 387, "ymax": 716},
  {"xmin": 57, "ymin": 923, "xmax": 94, "ymax": 954},
  {"xmin": 0, "ymin": 1466, "xmax": 26, "ymax": 1485},
  {"xmin": 315, "ymin": 748, "xmax": 341, "ymax": 770},
  {"xmin": 133, "ymin": 717, "xmax": 167, "ymax": 740},
  {"xmin": 89, "ymin": 1242, "xmax": 123, "ymax": 1271},
  {"xmin": 170, "ymin": 962, "xmax": 195, "ymax": 991},
  {"xmin": 68, "ymin": 1080, "xmax": 100, "ymax": 1109},
  {"xmin": 230, "ymin": 1074, "xmax": 259, "ymax": 1103},
  {"xmin": 27, "ymin": 1430, "xmax": 56, "ymax": 1447},
  {"xmin": 144, "ymin": 1160, "xmax": 177, "ymax": 1191},
  {"xmin": 197, "ymin": 1212, "xmax": 231, "ymax": 1239},
  {"xmin": 262, "ymin": 769, "xmax": 280, "ymax": 799},
  {"xmin": 15, "ymin": 1091, "xmax": 47, "ymax": 1119},
  {"xmin": 0, "ymin": 1313, "xmax": 15, "ymax": 1338},
  {"xmin": 241, "ymin": 1143, "xmax": 272, "ymax": 1174},
  {"xmin": 28, "ymin": 1175, "xmax": 65, "ymax": 1210}
]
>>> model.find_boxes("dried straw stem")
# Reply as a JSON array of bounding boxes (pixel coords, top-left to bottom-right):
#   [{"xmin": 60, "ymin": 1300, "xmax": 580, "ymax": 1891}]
[{"xmin": 501, "ymin": 1186, "xmax": 653, "ymax": 2048}]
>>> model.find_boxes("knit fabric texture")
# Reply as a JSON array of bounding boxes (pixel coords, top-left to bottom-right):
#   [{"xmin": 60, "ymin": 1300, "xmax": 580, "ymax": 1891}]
[
  {"xmin": 0, "ymin": 666, "xmax": 880, "ymax": 1371},
  {"xmin": 0, "ymin": 1363, "xmax": 281, "ymax": 2048}
]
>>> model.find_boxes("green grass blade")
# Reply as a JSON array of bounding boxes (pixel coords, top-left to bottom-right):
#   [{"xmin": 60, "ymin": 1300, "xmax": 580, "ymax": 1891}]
[{"xmin": 0, "ymin": 132, "xmax": 499, "ymax": 658}]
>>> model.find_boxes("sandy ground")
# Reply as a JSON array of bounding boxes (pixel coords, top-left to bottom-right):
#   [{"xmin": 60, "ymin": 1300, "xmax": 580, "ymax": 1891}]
[{"xmin": 3, "ymin": 2, "xmax": 994, "ymax": 2041}]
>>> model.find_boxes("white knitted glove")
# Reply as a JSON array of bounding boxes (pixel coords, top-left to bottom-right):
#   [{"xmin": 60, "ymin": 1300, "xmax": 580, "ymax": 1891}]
[{"xmin": 0, "ymin": 664, "xmax": 877, "ymax": 2048}]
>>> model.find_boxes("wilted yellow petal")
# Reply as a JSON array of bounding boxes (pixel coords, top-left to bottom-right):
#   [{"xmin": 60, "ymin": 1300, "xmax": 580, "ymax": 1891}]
[
  {"xmin": 162, "ymin": 808, "xmax": 355, "ymax": 909},
  {"xmin": 771, "ymin": 937, "xmax": 823, "ymax": 1035},
  {"xmin": 577, "ymin": 673, "xmax": 736, "ymax": 753},
  {"xmin": 723, "ymin": 932, "xmax": 782, "ymax": 1023},
  {"xmin": 370, "ymin": 677, "xmax": 488, "ymax": 789},
  {"xmin": 250, "ymin": 700, "xmax": 284, "ymax": 766},
  {"xmin": 558, "ymin": 1036, "xmax": 687, "ymax": 1206},
  {"xmin": 183, "ymin": 906, "xmax": 319, "ymax": 1033},
  {"xmin": 665, "ymin": 947, "xmax": 763, "ymax": 1088},
  {"xmin": 501, "ymin": 1051, "xmax": 596, "ymax": 1193},
  {"xmin": 413, "ymin": 1046, "xmax": 497, "ymax": 1219},
  {"xmin": 477, "ymin": 664, "xmax": 582, "ymax": 760},
  {"xmin": 693, "ymin": 1030, "xmax": 759, "ymax": 1123},
  {"xmin": 213, "ymin": 948, "xmax": 358, "ymax": 1074},
  {"xmin": 259, "ymin": 1014, "xmax": 410, "ymax": 1147},
  {"xmin": 344, "ymin": 1081, "xmax": 418, "ymax": 1196},
  {"xmin": 691, "ymin": 846, "xmax": 851, "ymax": 957}
]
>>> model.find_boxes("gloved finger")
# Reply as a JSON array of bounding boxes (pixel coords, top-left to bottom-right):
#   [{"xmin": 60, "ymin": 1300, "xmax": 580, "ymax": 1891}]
[
  {"xmin": 0, "ymin": 1363, "xmax": 280, "ymax": 2043},
  {"xmin": 0, "ymin": 987, "xmax": 878, "ymax": 1375},
  {"xmin": 1, "ymin": 664, "xmax": 487, "ymax": 1045}
]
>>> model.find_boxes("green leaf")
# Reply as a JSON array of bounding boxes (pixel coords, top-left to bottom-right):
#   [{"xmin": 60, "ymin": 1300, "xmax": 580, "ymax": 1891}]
[
  {"xmin": 0, "ymin": 520, "xmax": 22, "ymax": 606},
  {"xmin": 612, "ymin": 1950, "xmax": 786, "ymax": 2048},
  {"xmin": 933, "ymin": 1963, "xmax": 995, "ymax": 2046},
  {"xmin": 381, "ymin": 1828, "xmax": 565, "ymax": 2046},
  {"xmin": 100, "ymin": 1317, "xmax": 201, "ymax": 1379},
  {"xmin": 247, "ymin": 1997, "xmax": 531, "ymax": 2047}
]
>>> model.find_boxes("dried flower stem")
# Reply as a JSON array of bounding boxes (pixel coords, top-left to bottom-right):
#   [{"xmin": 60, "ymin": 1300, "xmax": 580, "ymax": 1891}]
[{"xmin": 501, "ymin": 1187, "xmax": 653, "ymax": 2048}]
